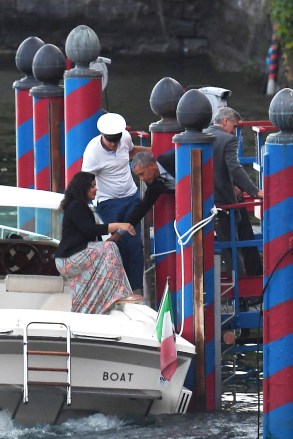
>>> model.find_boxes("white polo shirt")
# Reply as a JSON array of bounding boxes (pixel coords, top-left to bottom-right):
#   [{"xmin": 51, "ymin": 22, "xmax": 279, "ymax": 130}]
[{"xmin": 82, "ymin": 130, "xmax": 137, "ymax": 203}]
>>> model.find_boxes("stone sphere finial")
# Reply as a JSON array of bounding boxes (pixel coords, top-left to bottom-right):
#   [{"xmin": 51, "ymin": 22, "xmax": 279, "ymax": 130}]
[
  {"xmin": 149, "ymin": 77, "xmax": 184, "ymax": 132},
  {"xmin": 65, "ymin": 25, "xmax": 100, "ymax": 68},
  {"xmin": 269, "ymin": 88, "xmax": 293, "ymax": 131},
  {"xmin": 150, "ymin": 77, "xmax": 184, "ymax": 119},
  {"xmin": 173, "ymin": 89, "xmax": 214, "ymax": 143},
  {"xmin": 15, "ymin": 36, "xmax": 45, "ymax": 77},
  {"xmin": 32, "ymin": 44, "xmax": 66, "ymax": 84},
  {"xmin": 177, "ymin": 89, "xmax": 212, "ymax": 130},
  {"xmin": 267, "ymin": 88, "xmax": 293, "ymax": 144}
]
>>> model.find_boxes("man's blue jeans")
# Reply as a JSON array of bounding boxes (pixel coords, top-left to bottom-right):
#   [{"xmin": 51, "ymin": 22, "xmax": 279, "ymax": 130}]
[{"xmin": 96, "ymin": 190, "xmax": 144, "ymax": 290}]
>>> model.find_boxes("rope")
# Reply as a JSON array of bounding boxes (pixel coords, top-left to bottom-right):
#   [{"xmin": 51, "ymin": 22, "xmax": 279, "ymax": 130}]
[{"xmin": 174, "ymin": 206, "xmax": 220, "ymax": 337}]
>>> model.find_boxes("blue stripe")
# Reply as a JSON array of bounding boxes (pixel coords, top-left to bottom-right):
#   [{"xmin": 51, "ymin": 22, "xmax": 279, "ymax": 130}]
[
  {"xmin": 205, "ymin": 339, "xmax": 215, "ymax": 375},
  {"xmin": 65, "ymin": 77, "xmax": 92, "ymax": 95},
  {"xmin": 263, "ymin": 333, "xmax": 293, "ymax": 378},
  {"xmin": 66, "ymin": 111, "xmax": 101, "ymax": 168},
  {"xmin": 35, "ymin": 134, "xmax": 50, "ymax": 173},
  {"xmin": 17, "ymin": 119, "xmax": 34, "ymax": 157},
  {"xmin": 264, "ymin": 144, "xmax": 293, "ymax": 176},
  {"xmin": 154, "ymin": 222, "xmax": 176, "ymax": 264},
  {"xmin": 264, "ymin": 264, "xmax": 293, "ymax": 309},
  {"xmin": 176, "ymin": 282, "xmax": 193, "ymax": 322},
  {"xmin": 263, "ymin": 198, "xmax": 293, "ymax": 242},
  {"xmin": 263, "ymin": 402, "xmax": 293, "ymax": 438}
]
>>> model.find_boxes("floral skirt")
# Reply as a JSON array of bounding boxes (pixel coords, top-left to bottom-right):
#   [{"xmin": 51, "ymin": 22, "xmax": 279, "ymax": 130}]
[{"xmin": 55, "ymin": 241, "xmax": 132, "ymax": 314}]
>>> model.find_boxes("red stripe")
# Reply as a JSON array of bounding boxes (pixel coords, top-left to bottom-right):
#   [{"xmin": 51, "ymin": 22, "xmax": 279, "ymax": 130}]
[
  {"xmin": 65, "ymin": 80, "xmax": 102, "ymax": 131},
  {"xmin": 263, "ymin": 299, "xmax": 293, "ymax": 343},
  {"xmin": 154, "ymin": 194, "xmax": 175, "ymax": 229},
  {"xmin": 204, "ymin": 229, "xmax": 214, "ymax": 272},
  {"xmin": 34, "ymin": 99, "xmax": 50, "ymax": 141},
  {"xmin": 152, "ymin": 132, "xmax": 175, "ymax": 157},
  {"xmin": 66, "ymin": 158, "xmax": 83, "ymax": 186},
  {"xmin": 206, "ymin": 371, "xmax": 215, "ymax": 410},
  {"xmin": 202, "ymin": 157, "xmax": 213, "ymax": 201},
  {"xmin": 263, "ymin": 365, "xmax": 293, "ymax": 413},
  {"xmin": 263, "ymin": 166, "xmax": 293, "ymax": 209},
  {"xmin": 16, "ymin": 90, "xmax": 33, "ymax": 126},
  {"xmin": 17, "ymin": 151, "xmax": 34, "ymax": 188},
  {"xmin": 180, "ymin": 315, "xmax": 194, "ymax": 343},
  {"xmin": 176, "ymin": 245, "xmax": 192, "ymax": 286},
  {"xmin": 35, "ymin": 167, "xmax": 50, "ymax": 190},
  {"xmin": 264, "ymin": 231, "xmax": 293, "ymax": 276},
  {"xmin": 156, "ymin": 256, "xmax": 176, "ymax": 301},
  {"xmin": 176, "ymin": 175, "xmax": 191, "ymax": 219}
]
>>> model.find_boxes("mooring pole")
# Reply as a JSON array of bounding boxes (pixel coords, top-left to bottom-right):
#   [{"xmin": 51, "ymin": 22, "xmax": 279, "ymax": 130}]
[
  {"xmin": 173, "ymin": 89, "xmax": 216, "ymax": 410},
  {"xmin": 13, "ymin": 36, "xmax": 44, "ymax": 230},
  {"xmin": 149, "ymin": 77, "xmax": 184, "ymax": 309},
  {"xmin": 30, "ymin": 44, "xmax": 65, "ymax": 235},
  {"xmin": 263, "ymin": 88, "xmax": 293, "ymax": 438},
  {"xmin": 64, "ymin": 25, "xmax": 103, "ymax": 186}
]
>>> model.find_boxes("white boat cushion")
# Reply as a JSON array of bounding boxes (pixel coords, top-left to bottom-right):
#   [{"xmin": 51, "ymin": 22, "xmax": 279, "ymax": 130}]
[
  {"xmin": 41, "ymin": 292, "xmax": 72, "ymax": 311},
  {"xmin": 5, "ymin": 274, "xmax": 64, "ymax": 294}
]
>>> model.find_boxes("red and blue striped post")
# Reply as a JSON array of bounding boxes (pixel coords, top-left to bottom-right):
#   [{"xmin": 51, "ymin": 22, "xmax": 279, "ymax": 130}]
[
  {"xmin": 30, "ymin": 44, "xmax": 65, "ymax": 235},
  {"xmin": 13, "ymin": 36, "xmax": 44, "ymax": 230},
  {"xmin": 149, "ymin": 77, "xmax": 184, "ymax": 309},
  {"xmin": 266, "ymin": 24, "xmax": 279, "ymax": 96},
  {"xmin": 263, "ymin": 88, "xmax": 293, "ymax": 438},
  {"xmin": 64, "ymin": 25, "xmax": 103, "ymax": 186},
  {"xmin": 173, "ymin": 89, "xmax": 216, "ymax": 410}
]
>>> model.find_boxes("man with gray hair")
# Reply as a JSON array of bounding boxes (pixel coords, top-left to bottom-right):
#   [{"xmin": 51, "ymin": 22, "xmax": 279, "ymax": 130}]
[
  {"xmin": 206, "ymin": 106, "xmax": 263, "ymax": 277},
  {"xmin": 126, "ymin": 149, "xmax": 175, "ymax": 227}
]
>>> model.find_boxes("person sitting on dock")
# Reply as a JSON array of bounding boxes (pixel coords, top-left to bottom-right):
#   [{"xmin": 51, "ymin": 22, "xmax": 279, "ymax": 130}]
[
  {"xmin": 82, "ymin": 113, "xmax": 150, "ymax": 297},
  {"xmin": 55, "ymin": 171, "xmax": 142, "ymax": 314},
  {"xmin": 206, "ymin": 106, "xmax": 263, "ymax": 278}
]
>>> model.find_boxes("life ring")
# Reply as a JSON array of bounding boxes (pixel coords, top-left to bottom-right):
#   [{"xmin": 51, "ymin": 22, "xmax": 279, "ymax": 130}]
[{"xmin": 1, "ymin": 242, "xmax": 42, "ymax": 274}]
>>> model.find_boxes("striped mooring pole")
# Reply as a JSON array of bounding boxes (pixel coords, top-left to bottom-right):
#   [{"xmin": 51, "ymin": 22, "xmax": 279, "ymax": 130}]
[
  {"xmin": 64, "ymin": 25, "xmax": 103, "ymax": 186},
  {"xmin": 30, "ymin": 44, "xmax": 65, "ymax": 235},
  {"xmin": 149, "ymin": 77, "xmax": 184, "ymax": 310},
  {"xmin": 263, "ymin": 88, "xmax": 293, "ymax": 438},
  {"xmin": 13, "ymin": 36, "xmax": 44, "ymax": 230},
  {"xmin": 173, "ymin": 89, "xmax": 216, "ymax": 410}
]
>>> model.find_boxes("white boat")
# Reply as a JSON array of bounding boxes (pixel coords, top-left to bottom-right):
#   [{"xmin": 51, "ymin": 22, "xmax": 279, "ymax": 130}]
[{"xmin": 0, "ymin": 185, "xmax": 195, "ymax": 425}]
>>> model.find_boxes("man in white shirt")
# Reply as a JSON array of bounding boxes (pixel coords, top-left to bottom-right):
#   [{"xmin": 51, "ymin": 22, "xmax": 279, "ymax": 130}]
[{"xmin": 82, "ymin": 113, "xmax": 149, "ymax": 295}]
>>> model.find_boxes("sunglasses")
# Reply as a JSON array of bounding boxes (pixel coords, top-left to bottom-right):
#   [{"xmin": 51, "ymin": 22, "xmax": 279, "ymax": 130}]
[{"xmin": 103, "ymin": 133, "xmax": 122, "ymax": 143}]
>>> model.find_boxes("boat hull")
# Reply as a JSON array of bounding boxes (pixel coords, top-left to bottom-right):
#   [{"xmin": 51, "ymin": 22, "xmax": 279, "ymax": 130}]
[{"xmin": 0, "ymin": 306, "xmax": 194, "ymax": 425}]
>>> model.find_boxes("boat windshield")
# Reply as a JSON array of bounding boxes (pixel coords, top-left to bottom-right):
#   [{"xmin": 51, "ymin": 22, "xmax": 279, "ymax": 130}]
[{"xmin": 0, "ymin": 205, "xmax": 62, "ymax": 243}]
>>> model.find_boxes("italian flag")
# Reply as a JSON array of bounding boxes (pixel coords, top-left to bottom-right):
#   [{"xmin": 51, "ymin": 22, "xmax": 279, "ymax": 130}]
[{"xmin": 156, "ymin": 281, "xmax": 177, "ymax": 381}]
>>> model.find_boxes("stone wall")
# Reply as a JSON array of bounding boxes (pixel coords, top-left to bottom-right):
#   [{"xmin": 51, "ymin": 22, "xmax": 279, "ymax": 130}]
[{"xmin": 0, "ymin": 0, "xmax": 271, "ymax": 71}]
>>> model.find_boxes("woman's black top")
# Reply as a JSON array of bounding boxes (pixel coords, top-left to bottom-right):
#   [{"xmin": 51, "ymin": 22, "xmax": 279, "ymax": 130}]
[{"xmin": 55, "ymin": 200, "xmax": 109, "ymax": 258}]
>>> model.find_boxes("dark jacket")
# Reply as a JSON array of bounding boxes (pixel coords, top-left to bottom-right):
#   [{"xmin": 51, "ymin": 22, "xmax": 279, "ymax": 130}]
[
  {"xmin": 128, "ymin": 149, "xmax": 175, "ymax": 226},
  {"xmin": 206, "ymin": 125, "xmax": 259, "ymax": 206},
  {"xmin": 55, "ymin": 200, "xmax": 109, "ymax": 258}
]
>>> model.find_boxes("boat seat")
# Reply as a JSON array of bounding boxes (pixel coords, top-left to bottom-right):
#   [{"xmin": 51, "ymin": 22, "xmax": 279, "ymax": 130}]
[
  {"xmin": 40, "ymin": 292, "xmax": 72, "ymax": 311},
  {"xmin": 5, "ymin": 274, "xmax": 65, "ymax": 294}
]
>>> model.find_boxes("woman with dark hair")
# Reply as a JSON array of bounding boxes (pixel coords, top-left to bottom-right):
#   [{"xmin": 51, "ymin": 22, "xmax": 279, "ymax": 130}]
[{"xmin": 55, "ymin": 171, "xmax": 140, "ymax": 314}]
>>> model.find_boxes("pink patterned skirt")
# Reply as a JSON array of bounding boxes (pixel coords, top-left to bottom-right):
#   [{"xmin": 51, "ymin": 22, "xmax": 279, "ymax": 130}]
[{"xmin": 55, "ymin": 241, "xmax": 132, "ymax": 314}]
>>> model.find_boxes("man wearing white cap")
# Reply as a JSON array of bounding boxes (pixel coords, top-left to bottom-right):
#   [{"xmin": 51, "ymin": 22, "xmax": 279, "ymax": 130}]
[{"xmin": 82, "ymin": 113, "xmax": 149, "ymax": 295}]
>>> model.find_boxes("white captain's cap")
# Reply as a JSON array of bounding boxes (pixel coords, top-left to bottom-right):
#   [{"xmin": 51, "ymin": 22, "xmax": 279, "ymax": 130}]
[{"xmin": 97, "ymin": 113, "xmax": 126, "ymax": 135}]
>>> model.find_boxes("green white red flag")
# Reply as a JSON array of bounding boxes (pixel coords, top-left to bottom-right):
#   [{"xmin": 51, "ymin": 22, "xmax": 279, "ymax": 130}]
[{"xmin": 155, "ymin": 280, "xmax": 177, "ymax": 380}]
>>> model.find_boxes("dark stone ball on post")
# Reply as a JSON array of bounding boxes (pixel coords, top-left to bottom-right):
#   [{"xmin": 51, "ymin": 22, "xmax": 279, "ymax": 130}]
[
  {"xmin": 65, "ymin": 25, "xmax": 100, "ymax": 71},
  {"xmin": 149, "ymin": 77, "xmax": 185, "ymax": 131},
  {"xmin": 268, "ymin": 88, "xmax": 293, "ymax": 144},
  {"xmin": 31, "ymin": 44, "xmax": 66, "ymax": 97},
  {"xmin": 14, "ymin": 37, "xmax": 45, "ymax": 89},
  {"xmin": 173, "ymin": 89, "xmax": 214, "ymax": 144}
]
